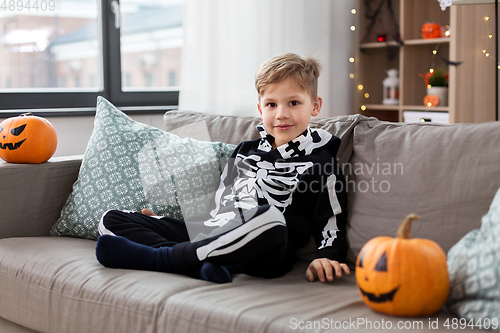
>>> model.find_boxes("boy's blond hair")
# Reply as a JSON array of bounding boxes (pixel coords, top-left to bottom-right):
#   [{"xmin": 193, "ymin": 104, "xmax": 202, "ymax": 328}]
[{"xmin": 255, "ymin": 53, "xmax": 322, "ymax": 101}]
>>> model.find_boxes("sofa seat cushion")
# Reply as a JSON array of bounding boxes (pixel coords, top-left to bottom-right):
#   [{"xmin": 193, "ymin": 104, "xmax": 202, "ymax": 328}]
[
  {"xmin": 160, "ymin": 262, "xmax": 475, "ymax": 333},
  {"xmin": 0, "ymin": 237, "xmax": 207, "ymax": 333},
  {"xmin": 346, "ymin": 119, "xmax": 500, "ymax": 265},
  {"xmin": 0, "ymin": 237, "xmax": 476, "ymax": 333},
  {"xmin": 161, "ymin": 262, "xmax": 365, "ymax": 333}
]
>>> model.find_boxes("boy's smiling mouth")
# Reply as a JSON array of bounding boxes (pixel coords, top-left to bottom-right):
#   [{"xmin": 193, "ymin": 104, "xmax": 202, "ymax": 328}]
[{"xmin": 275, "ymin": 124, "xmax": 293, "ymax": 130}]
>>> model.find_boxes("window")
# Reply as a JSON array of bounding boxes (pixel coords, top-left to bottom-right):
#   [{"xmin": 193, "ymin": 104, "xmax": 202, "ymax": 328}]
[
  {"xmin": 168, "ymin": 71, "xmax": 176, "ymax": 86},
  {"xmin": 0, "ymin": 0, "xmax": 183, "ymax": 115}
]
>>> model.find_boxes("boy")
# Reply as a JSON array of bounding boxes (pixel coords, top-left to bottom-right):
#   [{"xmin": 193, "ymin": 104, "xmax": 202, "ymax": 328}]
[{"xmin": 96, "ymin": 53, "xmax": 349, "ymax": 283}]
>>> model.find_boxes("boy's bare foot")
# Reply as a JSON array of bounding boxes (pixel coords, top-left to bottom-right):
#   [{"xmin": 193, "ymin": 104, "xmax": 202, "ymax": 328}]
[{"xmin": 141, "ymin": 208, "xmax": 157, "ymax": 216}]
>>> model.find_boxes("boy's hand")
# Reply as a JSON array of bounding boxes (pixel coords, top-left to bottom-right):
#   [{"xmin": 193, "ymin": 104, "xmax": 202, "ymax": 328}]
[{"xmin": 306, "ymin": 258, "xmax": 350, "ymax": 283}]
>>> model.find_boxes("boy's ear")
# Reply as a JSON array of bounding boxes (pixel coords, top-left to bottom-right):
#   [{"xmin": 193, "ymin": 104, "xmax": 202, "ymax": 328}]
[
  {"xmin": 311, "ymin": 97, "xmax": 322, "ymax": 117},
  {"xmin": 257, "ymin": 103, "xmax": 263, "ymax": 118}
]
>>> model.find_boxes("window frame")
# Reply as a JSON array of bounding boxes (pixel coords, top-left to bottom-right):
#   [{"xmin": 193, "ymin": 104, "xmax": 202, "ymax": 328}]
[{"xmin": 0, "ymin": 0, "xmax": 180, "ymax": 117}]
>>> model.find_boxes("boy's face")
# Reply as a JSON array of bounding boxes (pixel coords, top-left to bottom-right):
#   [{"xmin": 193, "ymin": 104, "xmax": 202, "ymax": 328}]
[{"xmin": 258, "ymin": 77, "xmax": 322, "ymax": 148}]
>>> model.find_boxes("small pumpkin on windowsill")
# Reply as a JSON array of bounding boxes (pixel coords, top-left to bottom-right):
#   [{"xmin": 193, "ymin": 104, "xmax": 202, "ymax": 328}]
[
  {"xmin": 0, "ymin": 113, "xmax": 58, "ymax": 164},
  {"xmin": 355, "ymin": 214, "xmax": 449, "ymax": 317}
]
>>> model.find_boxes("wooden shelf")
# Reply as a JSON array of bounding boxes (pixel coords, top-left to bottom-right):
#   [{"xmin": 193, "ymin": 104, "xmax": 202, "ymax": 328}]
[
  {"xmin": 362, "ymin": 104, "xmax": 399, "ymax": 111},
  {"xmin": 354, "ymin": 0, "xmax": 496, "ymax": 123},
  {"xmin": 402, "ymin": 105, "xmax": 449, "ymax": 112},
  {"xmin": 362, "ymin": 104, "xmax": 449, "ymax": 112},
  {"xmin": 360, "ymin": 41, "xmax": 401, "ymax": 49},
  {"xmin": 404, "ymin": 37, "xmax": 450, "ymax": 46},
  {"xmin": 360, "ymin": 37, "xmax": 449, "ymax": 50}
]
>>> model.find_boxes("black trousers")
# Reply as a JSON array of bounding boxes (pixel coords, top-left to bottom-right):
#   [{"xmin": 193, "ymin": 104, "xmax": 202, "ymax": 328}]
[{"xmin": 99, "ymin": 205, "xmax": 296, "ymax": 278}]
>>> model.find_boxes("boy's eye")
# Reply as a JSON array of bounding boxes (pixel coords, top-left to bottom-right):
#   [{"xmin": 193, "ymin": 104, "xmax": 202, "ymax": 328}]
[
  {"xmin": 267, "ymin": 103, "xmax": 277, "ymax": 108},
  {"xmin": 290, "ymin": 101, "xmax": 299, "ymax": 106}
]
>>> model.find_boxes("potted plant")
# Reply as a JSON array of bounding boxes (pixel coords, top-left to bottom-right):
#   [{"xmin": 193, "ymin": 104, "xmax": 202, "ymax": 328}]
[{"xmin": 419, "ymin": 69, "xmax": 449, "ymax": 107}]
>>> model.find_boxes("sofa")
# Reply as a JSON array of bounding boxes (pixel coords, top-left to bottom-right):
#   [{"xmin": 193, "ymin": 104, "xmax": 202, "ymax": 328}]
[{"xmin": 0, "ymin": 108, "xmax": 499, "ymax": 333}]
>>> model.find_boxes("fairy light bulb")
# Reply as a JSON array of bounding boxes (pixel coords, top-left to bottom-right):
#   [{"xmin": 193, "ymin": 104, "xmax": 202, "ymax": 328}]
[
  {"xmin": 358, "ymin": 84, "xmax": 364, "ymax": 90},
  {"xmin": 361, "ymin": 105, "xmax": 366, "ymax": 111},
  {"xmin": 485, "ymin": 16, "xmax": 490, "ymax": 21},
  {"xmin": 349, "ymin": 73, "xmax": 354, "ymax": 79},
  {"xmin": 350, "ymin": 26, "xmax": 356, "ymax": 31},
  {"xmin": 351, "ymin": 9, "xmax": 356, "ymax": 14},
  {"xmin": 349, "ymin": 57, "xmax": 355, "ymax": 63},
  {"xmin": 364, "ymin": 93, "xmax": 370, "ymax": 98},
  {"xmin": 433, "ymin": 50, "xmax": 437, "ymax": 55},
  {"xmin": 429, "ymin": 68, "xmax": 434, "ymax": 73}
]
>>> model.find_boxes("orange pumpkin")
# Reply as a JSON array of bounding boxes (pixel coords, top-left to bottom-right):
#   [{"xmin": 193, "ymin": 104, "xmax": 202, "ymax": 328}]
[
  {"xmin": 356, "ymin": 214, "xmax": 449, "ymax": 317},
  {"xmin": 0, "ymin": 113, "xmax": 57, "ymax": 163},
  {"xmin": 424, "ymin": 95, "xmax": 440, "ymax": 107},
  {"xmin": 421, "ymin": 23, "xmax": 443, "ymax": 39}
]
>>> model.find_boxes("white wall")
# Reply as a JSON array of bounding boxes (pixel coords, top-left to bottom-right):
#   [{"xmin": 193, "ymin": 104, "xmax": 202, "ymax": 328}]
[{"xmin": 0, "ymin": 113, "xmax": 166, "ymax": 158}]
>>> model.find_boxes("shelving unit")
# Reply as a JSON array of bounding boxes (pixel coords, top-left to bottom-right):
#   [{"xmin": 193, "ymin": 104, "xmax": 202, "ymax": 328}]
[{"xmin": 354, "ymin": 0, "xmax": 497, "ymax": 123}]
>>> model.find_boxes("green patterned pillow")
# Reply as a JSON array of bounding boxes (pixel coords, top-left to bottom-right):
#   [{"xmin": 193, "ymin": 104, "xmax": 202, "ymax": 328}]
[
  {"xmin": 447, "ymin": 186, "xmax": 500, "ymax": 330},
  {"xmin": 50, "ymin": 97, "xmax": 236, "ymax": 240}
]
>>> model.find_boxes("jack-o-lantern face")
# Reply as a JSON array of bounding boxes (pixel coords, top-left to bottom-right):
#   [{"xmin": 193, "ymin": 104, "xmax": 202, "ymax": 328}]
[
  {"xmin": 357, "ymin": 249, "xmax": 399, "ymax": 303},
  {"xmin": 355, "ymin": 214, "xmax": 449, "ymax": 317},
  {"xmin": 0, "ymin": 124, "xmax": 28, "ymax": 150},
  {"xmin": 0, "ymin": 113, "xmax": 57, "ymax": 164},
  {"xmin": 424, "ymin": 94, "xmax": 440, "ymax": 107}
]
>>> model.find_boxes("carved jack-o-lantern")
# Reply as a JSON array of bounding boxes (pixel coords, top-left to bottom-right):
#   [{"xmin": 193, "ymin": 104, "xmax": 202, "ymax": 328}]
[
  {"xmin": 0, "ymin": 113, "xmax": 57, "ymax": 163},
  {"xmin": 424, "ymin": 94, "xmax": 440, "ymax": 107},
  {"xmin": 356, "ymin": 214, "xmax": 449, "ymax": 317}
]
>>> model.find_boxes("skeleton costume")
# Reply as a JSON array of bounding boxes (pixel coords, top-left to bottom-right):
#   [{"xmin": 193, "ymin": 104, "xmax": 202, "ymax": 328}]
[{"xmin": 98, "ymin": 125, "xmax": 348, "ymax": 279}]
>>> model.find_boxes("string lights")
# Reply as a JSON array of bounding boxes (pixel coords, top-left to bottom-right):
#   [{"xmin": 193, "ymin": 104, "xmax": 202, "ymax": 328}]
[
  {"xmin": 348, "ymin": 6, "xmax": 368, "ymax": 112},
  {"xmin": 482, "ymin": 15, "xmax": 499, "ymax": 69},
  {"xmin": 351, "ymin": 4, "xmax": 464, "ymax": 112},
  {"xmin": 351, "ymin": 5, "xmax": 455, "ymax": 112},
  {"xmin": 349, "ymin": 5, "xmax": 384, "ymax": 112}
]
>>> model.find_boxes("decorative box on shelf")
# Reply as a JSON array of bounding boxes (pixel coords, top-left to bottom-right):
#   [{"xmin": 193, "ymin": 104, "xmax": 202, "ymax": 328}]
[{"xmin": 403, "ymin": 110, "xmax": 450, "ymax": 124}]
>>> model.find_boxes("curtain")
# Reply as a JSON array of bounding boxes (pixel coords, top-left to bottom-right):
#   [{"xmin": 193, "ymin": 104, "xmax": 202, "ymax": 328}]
[{"xmin": 179, "ymin": 0, "xmax": 355, "ymax": 118}]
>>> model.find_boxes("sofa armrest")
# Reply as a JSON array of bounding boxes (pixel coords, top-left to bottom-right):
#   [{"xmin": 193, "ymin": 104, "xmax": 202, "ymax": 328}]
[{"xmin": 0, "ymin": 156, "xmax": 82, "ymax": 238}]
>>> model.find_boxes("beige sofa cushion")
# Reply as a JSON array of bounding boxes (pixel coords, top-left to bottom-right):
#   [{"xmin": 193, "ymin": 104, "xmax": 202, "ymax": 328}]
[
  {"xmin": 164, "ymin": 111, "xmax": 363, "ymax": 166},
  {"xmin": 0, "ymin": 237, "xmax": 470, "ymax": 333},
  {"xmin": 345, "ymin": 118, "xmax": 500, "ymax": 266},
  {"xmin": 164, "ymin": 111, "xmax": 262, "ymax": 145},
  {"xmin": 0, "ymin": 237, "xmax": 206, "ymax": 333}
]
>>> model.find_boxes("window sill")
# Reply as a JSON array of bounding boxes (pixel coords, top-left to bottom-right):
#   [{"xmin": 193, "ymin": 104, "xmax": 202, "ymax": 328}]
[{"xmin": 0, "ymin": 105, "xmax": 178, "ymax": 118}]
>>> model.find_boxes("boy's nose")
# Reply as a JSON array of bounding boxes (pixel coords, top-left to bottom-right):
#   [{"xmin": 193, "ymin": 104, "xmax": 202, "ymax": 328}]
[{"xmin": 275, "ymin": 106, "xmax": 289, "ymax": 119}]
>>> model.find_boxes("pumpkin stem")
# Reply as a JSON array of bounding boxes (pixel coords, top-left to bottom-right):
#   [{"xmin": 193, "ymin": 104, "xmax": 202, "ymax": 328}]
[
  {"xmin": 20, "ymin": 112, "xmax": 33, "ymax": 117},
  {"xmin": 396, "ymin": 213, "xmax": 419, "ymax": 239}
]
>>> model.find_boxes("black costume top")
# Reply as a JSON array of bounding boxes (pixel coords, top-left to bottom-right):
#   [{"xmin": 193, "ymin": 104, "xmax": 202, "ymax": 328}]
[{"xmin": 207, "ymin": 125, "xmax": 348, "ymax": 263}]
